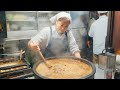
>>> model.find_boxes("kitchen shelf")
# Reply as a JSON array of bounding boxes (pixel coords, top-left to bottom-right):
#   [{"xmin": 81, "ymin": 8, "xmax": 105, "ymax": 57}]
[
  {"xmin": 37, "ymin": 11, "xmax": 68, "ymax": 13},
  {"xmin": 5, "ymin": 11, "xmax": 67, "ymax": 40},
  {"xmin": 5, "ymin": 38, "xmax": 31, "ymax": 41},
  {"xmin": 6, "ymin": 11, "xmax": 37, "ymax": 34},
  {"xmin": 37, "ymin": 11, "xmax": 53, "ymax": 13},
  {"xmin": 6, "ymin": 20, "xmax": 36, "ymax": 22},
  {"xmin": 6, "ymin": 11, "xmax": 37, "ymax": 13},
  {"xmin": 6, "ymin": 30, "xmax": 38, "ymax": 41}
]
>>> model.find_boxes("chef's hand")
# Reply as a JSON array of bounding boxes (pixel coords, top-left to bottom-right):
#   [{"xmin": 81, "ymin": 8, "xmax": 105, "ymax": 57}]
[
  {"xmin": 74, "ymin": 51, "xmax": 81, "ymax": 59},
  {"xmin": 87, "ymin": 41, "xmax": 90, "ymax": 48},
  {"xmin": 29, "ymin": 41, "xmax": 40, "ymax": 52}
]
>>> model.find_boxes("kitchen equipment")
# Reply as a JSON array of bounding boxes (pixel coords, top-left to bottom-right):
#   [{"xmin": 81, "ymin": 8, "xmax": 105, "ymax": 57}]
[
  {"xmin": 98, "ymin": 47, "xmax": 116, "ymax": 70},
  {"xmin": 114, "ymin": 70, "xmax": 120, "ymax": 79},
  {"xmin": 33, "ymin": 56, "xmax": 96, "ymax": 79},
  {"xmin": 102, "ymin": 47, "xmax": 115, "ymax": 54},
  {"xmin": 0, "ymin": 51, "xmax": 34, "ymax": 79},
  {"xmin": 114, "ymin": 63, "xmax": 120, "ymax": 79}
]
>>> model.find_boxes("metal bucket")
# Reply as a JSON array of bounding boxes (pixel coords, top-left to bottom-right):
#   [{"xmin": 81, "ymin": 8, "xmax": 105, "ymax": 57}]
[{"xmin": 98, "ymin": 47, "xmax": 116, "ymax": 70}]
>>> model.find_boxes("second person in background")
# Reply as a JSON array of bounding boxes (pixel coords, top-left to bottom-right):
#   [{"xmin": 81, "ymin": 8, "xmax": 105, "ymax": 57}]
[{"xmin": 88, "ymin": 11, "xmax": 108, "ymax": 64}]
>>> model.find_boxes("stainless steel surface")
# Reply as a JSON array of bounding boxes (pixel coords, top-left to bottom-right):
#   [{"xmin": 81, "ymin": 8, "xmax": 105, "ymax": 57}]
[{"xmin": 98, "ymin": 53, "xmax": 116, "ymax": 70}]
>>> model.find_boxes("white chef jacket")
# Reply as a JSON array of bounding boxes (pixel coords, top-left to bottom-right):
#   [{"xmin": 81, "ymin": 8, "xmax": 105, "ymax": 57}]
[
  {"xmin": 88, "ymin": 15, "xmax": 108, "ymax": 55},
  {"xmin": 30, "ymin": 25, "xmax": 80, "ymax": 54}
]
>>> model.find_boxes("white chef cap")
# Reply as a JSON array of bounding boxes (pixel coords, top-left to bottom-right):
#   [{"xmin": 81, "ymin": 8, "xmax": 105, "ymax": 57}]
[
  {"xmin": 50, "ymin": 12, "xmax": 71, "ymax": 24},
  {"xmin": 98, "ymin": 11, "xmax": 108, "ymax": 14}
]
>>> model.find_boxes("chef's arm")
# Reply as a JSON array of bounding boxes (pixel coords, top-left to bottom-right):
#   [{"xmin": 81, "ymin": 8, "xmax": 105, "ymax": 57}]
[
  {"xmin": 28, "ymin": 41, "xmax": 40, "ymax": 52},
  {"xmin": 68, "ymin": 31, "xmax": 81, "ymax": 58},
  {"xmin": 73, "ymin": 51, "xmax": 81, "ymax": 58},
  {"xmin": 28, "ymin": 27, "xmax": 49, "ymax": 52}
]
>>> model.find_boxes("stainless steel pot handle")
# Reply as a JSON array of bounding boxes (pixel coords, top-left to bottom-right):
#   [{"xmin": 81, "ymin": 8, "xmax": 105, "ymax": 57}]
[{"xmin": 102, "ymin": 49, "xmax": 106, "ymax": 54}]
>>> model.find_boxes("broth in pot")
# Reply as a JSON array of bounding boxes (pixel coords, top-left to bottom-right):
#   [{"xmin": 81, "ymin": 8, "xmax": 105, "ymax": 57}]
[{"xmin": 36, "ymin": 58, "xmax": 93, "ymax": 79}]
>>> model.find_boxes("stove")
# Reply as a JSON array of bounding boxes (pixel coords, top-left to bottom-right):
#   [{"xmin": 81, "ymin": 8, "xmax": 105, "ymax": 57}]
[{"xmin": 0, "ymin": 57, "xmax": 34, "ymax": 79}]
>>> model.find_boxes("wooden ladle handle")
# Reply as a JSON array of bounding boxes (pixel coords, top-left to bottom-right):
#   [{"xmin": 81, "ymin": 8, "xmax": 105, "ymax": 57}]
[
  {"xmin": 38, "ymin": 50, "xmax": 51, "ymax": 68},
  {"xmin": 20, "ymin": 49, "xmax": 22, "ymax": 61}
]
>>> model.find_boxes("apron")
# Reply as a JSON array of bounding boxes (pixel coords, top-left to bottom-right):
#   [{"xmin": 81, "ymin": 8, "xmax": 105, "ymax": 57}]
[{"xmin": 43, "ymin": 27, "xmax": 69, "ymax": 58}]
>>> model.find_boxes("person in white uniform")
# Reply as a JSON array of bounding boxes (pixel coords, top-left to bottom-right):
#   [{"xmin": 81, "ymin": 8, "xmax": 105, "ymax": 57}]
[
  {"xmin": 88, "ymin": 11, "xmax": 108, "ymax": 63},
  {"xmin": 28, "ymin": 12, "xmax": 81, "ymax": 58}
]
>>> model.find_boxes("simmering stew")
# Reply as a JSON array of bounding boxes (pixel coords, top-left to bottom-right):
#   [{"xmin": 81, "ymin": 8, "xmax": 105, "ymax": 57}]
[{"xmin": 36, "ymin": 59, "xmax": 92, "ymax": 79}]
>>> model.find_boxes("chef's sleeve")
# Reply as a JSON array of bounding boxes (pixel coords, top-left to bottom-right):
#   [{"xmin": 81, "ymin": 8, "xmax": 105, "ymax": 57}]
[
  {"xmin": 29, "ymin": 27, "xmax": 50, "ymax": 48},
  {"xmin": 68, "ymin": 30, "xmax": 80, "ymax": 54},
  {"xmin": 88, "ymin": 24, "xmax": 94, "ymax": 37}
]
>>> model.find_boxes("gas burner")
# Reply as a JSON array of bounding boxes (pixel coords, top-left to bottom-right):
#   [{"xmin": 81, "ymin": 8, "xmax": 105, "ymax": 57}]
[{"xmin": 0, "ymin": 58, "xmax": 34, "ymax": 79}]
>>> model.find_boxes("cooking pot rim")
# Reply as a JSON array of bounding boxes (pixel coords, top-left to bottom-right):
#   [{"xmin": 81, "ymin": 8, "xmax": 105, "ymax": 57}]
[{"xmin": 33, "ymin": 56, "xmax": 96, "ymax": 79}]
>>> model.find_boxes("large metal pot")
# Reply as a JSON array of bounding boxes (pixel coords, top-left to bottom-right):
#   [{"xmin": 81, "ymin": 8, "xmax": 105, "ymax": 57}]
[{"xmin": 33, "ymin": 56, "xmax": 96, "ymax": 79}]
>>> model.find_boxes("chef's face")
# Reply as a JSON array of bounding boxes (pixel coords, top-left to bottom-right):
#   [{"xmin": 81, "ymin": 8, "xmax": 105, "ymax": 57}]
[{"xmin": 56, "ymin": 17, "xmax": 70, "ymax": 34}]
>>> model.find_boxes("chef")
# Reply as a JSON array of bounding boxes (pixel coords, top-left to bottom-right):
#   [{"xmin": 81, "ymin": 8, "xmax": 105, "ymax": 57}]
[
  {"xmin": 28, "ymin": 12, "xmax": 81, "ymax": 58},
  {"xmin": 88, "ymin": 11, "xmax": 108, "ymax": 63}
]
